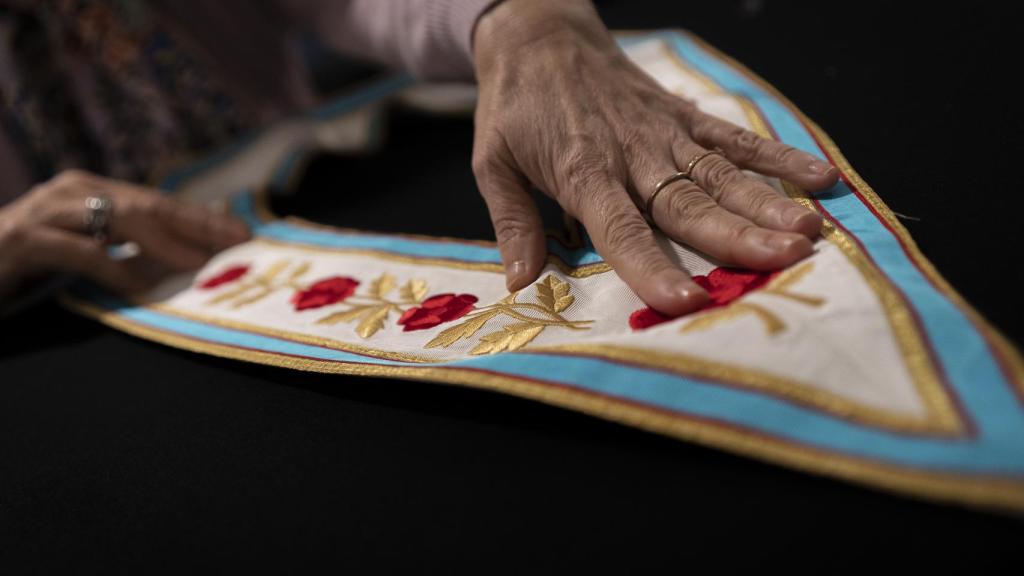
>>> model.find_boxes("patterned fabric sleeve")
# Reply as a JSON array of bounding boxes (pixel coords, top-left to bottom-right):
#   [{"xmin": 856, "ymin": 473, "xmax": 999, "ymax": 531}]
[{"xmin": 283, "ymin": 0, "xmax": 503, "ymax": 80}]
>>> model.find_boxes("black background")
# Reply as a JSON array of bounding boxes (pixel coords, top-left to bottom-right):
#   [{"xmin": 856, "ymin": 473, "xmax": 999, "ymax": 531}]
[{"xmin": 2, "ymin": 1, "xmax": 1021, "ymax": 571}]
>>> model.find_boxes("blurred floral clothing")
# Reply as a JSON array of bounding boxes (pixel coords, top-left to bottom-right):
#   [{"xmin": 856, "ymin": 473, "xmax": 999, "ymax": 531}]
[{"xmin": 0, "ymin": 0, "xmax": 495, "ymax": 203}]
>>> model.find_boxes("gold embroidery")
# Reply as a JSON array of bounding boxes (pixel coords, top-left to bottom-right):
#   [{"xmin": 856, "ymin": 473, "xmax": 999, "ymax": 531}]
[
  {"xmin": 660, "ymin": 36, "xmax": 965, "ymax": 433},
  {"xmin": 250, "ymin": 236, "xmax": 613, "ymax": 279},
  {"xmin": 247, "ymin": 188, "xmax": 614, "ymax": 279},
  {"xmin": 426, "ymin": 275, "xmax": 593, "ymax": 355},
  {"xmin": 315, "ymin": 272, "xmax": 427, "ymax": 339},
  {"xmin": 63, "ymin": 293, "xmax": 1024, "ymax": 514},
  {"xmin": 680, "ymin": 262, "xmax": 824, "ymax": 335},
  {"xmin": 66, "ymin": 33, "xmax": 1024, "ymax": 513},
  {"xmin": 206, "ymin": 259, "xmax": 309, "ymax": 308},
  {"xmin": 681, "ymin": 302, "xmax": 786, "ymax": 335},
  {"xmin": 136, "ymin": 35, "xmax": 967, "ymax": 436}
]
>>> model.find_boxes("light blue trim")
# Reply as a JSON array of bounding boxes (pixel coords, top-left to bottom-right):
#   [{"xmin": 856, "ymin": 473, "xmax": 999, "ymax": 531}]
[
  {"xmin": 85, "ymin": 32, "xmax": 1024, "ymax": 476},
  {"xmin": 661, "ymin": 31, "xmax": 1024, "ymax": 454},
  {"xmin": 231, "ymin": 194, "xmax": 605, "ymax": 267},
  {"xmin": 81, "ymin": 287, "xmax": 1024, "ymax": 475}
]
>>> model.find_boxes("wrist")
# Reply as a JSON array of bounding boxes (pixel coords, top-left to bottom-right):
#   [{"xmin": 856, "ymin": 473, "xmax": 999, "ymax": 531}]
[{"xmin": 472, "ymin": 0, "xmax": 615, "ymax": 78}]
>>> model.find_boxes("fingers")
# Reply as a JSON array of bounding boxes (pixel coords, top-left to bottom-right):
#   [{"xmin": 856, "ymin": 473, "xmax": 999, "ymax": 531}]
[
  {"xmin": 650, "ymin": 178, "xmax": 814, "ymax": 270},
  {"xmin": 673, "ymin": 141, "xmax": 823, "ymax": 238},
  {"xmin": 574, "ymin": 177, "xmax": 708, "ymax": 315},
  {"xmin": 689, "ymin": 111, "xmax": 839, "ymax": 193},
  {"xmin": 473, "ymin": 153, "xmax": 547, "ymax": 291},
  {"xmin": 25, "ymin": 227, "xmax": 151, "ymax": 294},
  {"xmin": 45, "ymin": 176, "xmax": 248, "ymax": 273},
  {"xmin": 626, "ymin": 136, "xmax": 815, "ymax": 270},
  {"xmin": 108, "ymin": 207, "xmax": 211, "ymax": 272},
  {"xmin": 106, "ymin": 180, "xmax": 250, "ymax": 251}
]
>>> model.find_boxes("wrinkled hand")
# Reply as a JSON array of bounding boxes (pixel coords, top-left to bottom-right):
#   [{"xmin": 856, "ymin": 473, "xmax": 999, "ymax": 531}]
[
  {"xmin": 0, "ymin": 170, "xmax": 250, "ymax": 300},
  {"xmin": 472, "ymin": 0, "xmax": 838, "ymax": 314}
]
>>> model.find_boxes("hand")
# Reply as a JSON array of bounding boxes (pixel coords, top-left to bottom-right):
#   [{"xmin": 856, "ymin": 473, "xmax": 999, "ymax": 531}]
[
  {"xmin": 471, "ymin": 0, "xmax": 838, "ymax": 315},
  {"xmin": 0, "ymin": 170, "xmax": 250, "ymax": 300}
]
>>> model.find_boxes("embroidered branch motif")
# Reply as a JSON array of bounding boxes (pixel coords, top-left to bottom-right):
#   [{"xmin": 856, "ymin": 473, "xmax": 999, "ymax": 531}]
[
  {"xmin": 314, "ymin": 273, "xmax": 477, "ymax": 339},
  {"xmin": 425, "ymin": 275, "xmax": 593, "ymax": 355},
  {"xmin": 199, "ymin": 263, "xmax": 481, "ymax": 340},
  {"xmin": 679, "ymin": 261, "xmax": 824, "ymax": 335},
  {"xmin": 201, "ymin": 260, "xmax": 311, "ymax": 309}
]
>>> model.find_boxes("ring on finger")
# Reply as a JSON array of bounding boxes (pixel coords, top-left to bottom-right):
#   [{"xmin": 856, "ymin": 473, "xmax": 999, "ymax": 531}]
[
  {"xmin": 644, "ymin": 147, "xmax": 726, "ymax": 223},
  {"xmin": 682, "ymin": 147, "xmax": 726, "ymax": 180},
  {"xmin": 645, "ymin": 171, "xmax": 692, "ymax": 222},
  {"xmin": 84, "ymin": 195, "xmax": 113, "ymax": 242}
]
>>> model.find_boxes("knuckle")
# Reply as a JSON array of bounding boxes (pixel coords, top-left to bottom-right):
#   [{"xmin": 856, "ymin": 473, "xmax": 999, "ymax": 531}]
[
  {"xmin": 0, "ymin": 220, "xmax": 28, "ymax": 250},
  {"xmin": 471, "ymin": 146, "xmax": 503, "ymax": 183},
  {"xmin": 561, "ymin": 135, "xmax": 610, "ymax": 189},
  {"xmin": 731, "ymin": 223, "xmax": 760, "ymax": 246},
  {"xmin": 698, "ymin": 158, "xmax": 740, "ymax": 191},
  {"xmin": 666, "ymin": 188, "xmax": 715, "ymax": 225},
  {"xmin": 618, "ymin": 129, "xmax": 648, "ymax": 161},
  {"xmin": 772, "ymin": 144, "xmax": 801, "ymax": 165},
  {"xmin": 732, "ymin": 129, "xmax": 764, "ymax": 162},
  {"xmin": 630, "ymin": 252, "xmax": 672, "ymax": 281},
  {"xmin": 118, "ymin": 197, "xmax": 149, "ymax": 224},
  {"xmin": 490, "ymin": 212, "xmax": 534, "ymax": 245},
  {"xmin": 686, "ymin": 111, "xmax": 713, "ymax": 141},
  {"xmin": 742, "ymin": 189, "xmax": 774, "ymax": 215},
  {"xmin": 564, "ymin": 160, "xmax": 609, "ymax": 192},
  {"xmin": 150, "ymin": 196, "xmax": 177, "ymax": 221},
  {"xmin": 51, "ymin": 169, "xmax": 91, "ymax": 190},
  {"xmin": 599, "ymin": 209, "xmax": 649, "ymax": 252}
]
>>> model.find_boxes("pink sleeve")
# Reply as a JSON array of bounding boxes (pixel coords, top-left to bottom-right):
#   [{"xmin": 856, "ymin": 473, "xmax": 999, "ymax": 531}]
[{"xmin": 285, "ymin": 0, "xmax": 502, "ymax": 81}]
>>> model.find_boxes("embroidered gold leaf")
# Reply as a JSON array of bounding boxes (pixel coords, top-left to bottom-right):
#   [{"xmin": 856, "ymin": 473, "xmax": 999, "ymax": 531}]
[
  {"xmin": 400, "ymin": 279, "xmax": 428, "ymax": 303},
  {"xmin": 289, "ymin": 261, "xmax": 311, "ymax": 280},
  {"xmin": 763, "ymin": 261, "xmax": 824, "ymax": 306},
  {"xmin": 470, "ymin": 322, "xmax": 544, "ymax": 355},
  {"xmin": 260, "ymin": 260, "xmax": 290, "ymax": 282},
  {"xmin": 368, "ymin": 273, "xmax": 396, "ymax": 298},
  {"xmin": 765, "ymin": 291, "xmax": 826, "ymax": 307},
  {"xmin": 356, "ymin": 305, "xmax": 392, "ymax": 339},
  {"xmin": 499, "ymin": 292, "xmax": 518, "ymax": 305},
  {"xmin": 768, "ymin": 261, "xmax": 814, "ymax": 291},
  {"xmin": 536, "ymin": 275, "xmax": 574, "ymax": 313},
  {"xmin": 230, "ymin": 289, "xmax": 273, "ymax": 309},
  {"xmin": 743, "ymin": 302, "xmax": 786, "ymax": 335},
  {"xmin": 207, "ymin": 284, "xmax": 253, "ymax": 305},
  {"xmin": 424, "ymin": 310, "xmax": 501, "ymax": 349},
  {"xmin": 680, "ymin": 302, "xmax": 785, "ymax": 335},
  {"xmin": 316, "ymin": 305, "xmax": 374, "ymax": 325}
]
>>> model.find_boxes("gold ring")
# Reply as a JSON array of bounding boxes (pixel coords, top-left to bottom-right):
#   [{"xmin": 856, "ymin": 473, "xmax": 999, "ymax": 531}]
[
  {"xmin": 644, "ymin": 148, "xmax": 726, "ymax": 221},
  {"xmin": 645, "ymin": 171, "xmax": 691, "ymax": 220},
  {"xmin": 683, "ymin": 147, "xmax": 726, "ymax": 179}
]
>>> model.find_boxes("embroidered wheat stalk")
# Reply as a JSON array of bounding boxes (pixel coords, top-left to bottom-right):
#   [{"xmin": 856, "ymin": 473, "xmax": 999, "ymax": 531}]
[{"xmin": 426, "ymin": 275, "xmax": 593, "ymax": 355}]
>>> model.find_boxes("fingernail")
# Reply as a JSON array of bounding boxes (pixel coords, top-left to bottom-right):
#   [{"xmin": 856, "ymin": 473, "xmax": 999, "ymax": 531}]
[
  {"xmin": 675, "ymin": 279, "xmax": 708, "ymax": 306},
  {"xmin": 764, "ymin": 233, "xmax": 798, "ymax": 252},
  {"xmin": 507, "ymin": 260, "xmax": 528, "ymax": 289},
  {"xmin": 782, "ymin": 205, "xmax": 811, "ymax": 226},
  {"xmin": 807, "ymin": 159, "xmax": 836, "ymax": 176}
]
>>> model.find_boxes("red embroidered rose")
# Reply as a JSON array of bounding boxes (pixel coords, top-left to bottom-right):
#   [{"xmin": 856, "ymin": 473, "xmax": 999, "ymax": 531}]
[
  {"xmin": 291, "ymin": 277, "xmax": 360, "ymax": 311},
  {"xmin": 628, "ymin": 307, "xmax": 674, "ymax": 330},
  {"xmin": 628, "ymin": 267, "xmax": 778, "ymax": 330},
  {"xmin": 397, "ymin": 293, "xmax": 478, "ymax": 332},
  {"xmin": 694, "ymin": 267, "xmax": 777, "ymax": 308},
  {"xmin": 198, "ymin": 264, "xmax": 249, "ymax": 289}
]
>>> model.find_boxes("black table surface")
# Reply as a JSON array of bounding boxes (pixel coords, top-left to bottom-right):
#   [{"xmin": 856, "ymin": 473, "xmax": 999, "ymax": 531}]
[{"xmin": 2, "ymin": 1, "xmax": 1021, "ymax": 571}]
